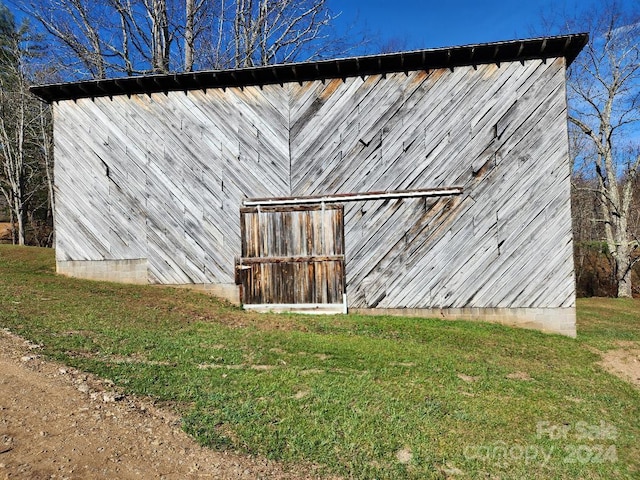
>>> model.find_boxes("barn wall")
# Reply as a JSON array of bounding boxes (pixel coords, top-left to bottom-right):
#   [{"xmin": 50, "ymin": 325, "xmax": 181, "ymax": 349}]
[
  {"xmin": 54, "ymin": 85, "xmax": 290, "ymax": 287},
  {"xmin": 53, "ymin": 57, "xmax": 575, "ymax": 335},
  {"xmin": 289, "ymin": 58, "xmax": 575, "ymax": 314}
]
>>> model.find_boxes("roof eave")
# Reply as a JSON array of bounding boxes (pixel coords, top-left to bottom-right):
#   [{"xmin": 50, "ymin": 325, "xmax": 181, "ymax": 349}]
[{"xmin": 30, "ymin": 33, "xmax": 589, "ymax": 103}]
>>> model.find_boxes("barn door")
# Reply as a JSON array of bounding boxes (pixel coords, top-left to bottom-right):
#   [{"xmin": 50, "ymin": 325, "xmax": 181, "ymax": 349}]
[{"xmin": 237, "ymin": 204, "xmax": 346, "ymax": 313}]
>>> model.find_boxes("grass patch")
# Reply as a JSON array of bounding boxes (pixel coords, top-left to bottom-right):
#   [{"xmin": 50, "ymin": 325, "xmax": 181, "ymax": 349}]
[{"xmin": 1, "ymin": 245, "xmax": 638, "ymax": 479}]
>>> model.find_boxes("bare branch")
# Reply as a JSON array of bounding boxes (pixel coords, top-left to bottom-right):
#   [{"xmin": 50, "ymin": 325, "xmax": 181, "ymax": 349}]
[{"xmin": 567, "ymin": 1, "xmax": 640, "ymax": 297}]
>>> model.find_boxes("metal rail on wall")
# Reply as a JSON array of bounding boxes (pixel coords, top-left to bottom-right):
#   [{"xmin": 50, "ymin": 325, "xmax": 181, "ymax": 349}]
[{"xmin": 242, "ymin": 186, "xmax": 464, "ymax": 207}]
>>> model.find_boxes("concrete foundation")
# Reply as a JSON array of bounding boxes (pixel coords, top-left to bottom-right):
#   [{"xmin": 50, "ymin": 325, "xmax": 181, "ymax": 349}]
[
  {"xmin": 57, "ymin": 259, "xmax": 241, "ymax": 304},
  {"xmin": 352, "ymin": 307, "xmax": 577, "ymax": 337},
  {"xmin": 57, "ymin": 259, "xmax": 148, "ymax": 284},
  {"xmin": 165, "ymin": 283, "xmax": 241, "ymax": 304}
]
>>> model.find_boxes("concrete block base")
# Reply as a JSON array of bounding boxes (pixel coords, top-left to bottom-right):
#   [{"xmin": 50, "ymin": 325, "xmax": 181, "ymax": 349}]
[
  {"xmin": 57, "ymin": 259, "xmax": 148, "ymax": 284},
  {"xmin": 165, "ymin": 283, "xmax": 240, "ymax": 305},
  {"xmin": 56, "ymin": 259, "xmax": 241, "ymax": 304},
  {"xmin": 352, "ymin": 307, "xmax": 577, "ymax": 337}
]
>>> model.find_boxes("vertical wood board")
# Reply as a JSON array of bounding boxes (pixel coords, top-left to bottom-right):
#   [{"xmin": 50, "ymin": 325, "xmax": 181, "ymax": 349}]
[{"xmin": 239, "ymin": 205, "xmax": 345, "ymax": 305}]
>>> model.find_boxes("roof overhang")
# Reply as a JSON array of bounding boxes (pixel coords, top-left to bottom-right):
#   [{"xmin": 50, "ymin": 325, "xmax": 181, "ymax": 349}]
[{"xmin": 30, "ymin": 33, "xmax": 588, "ymax": 103}]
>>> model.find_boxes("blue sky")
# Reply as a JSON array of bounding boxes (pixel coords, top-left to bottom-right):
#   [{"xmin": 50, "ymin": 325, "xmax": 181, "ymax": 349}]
[
  {"xmin": 329, "ymin": 0, "xmax": 603, "ymax": 50},
  {"xmin": 8, "ymin": 1, "xmax": 636, "ymax": 53}
]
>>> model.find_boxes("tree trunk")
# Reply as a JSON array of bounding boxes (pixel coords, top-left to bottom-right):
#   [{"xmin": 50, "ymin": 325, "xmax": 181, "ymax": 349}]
[
  {"xmin": 617, "ymin": 272, "xmax": 633, "ymax": 298},
  {"xmin": 151, "ymin": 0, "xmax": 169, "ymax": 73},
  {"xmin": 41, "ymin": 103, "xmax": 55, "ymax": 247},
  {"xmin": 184, "ymin": 0, "xmax": 195, "ymax": 71},
  {"xmin": 8, "ymin": 208, "xmax": 15, "ymax": 244},
  {"xmin": 12, "ymin": 190, "xmax": 25, "ymax": 246},
  {"xmin": 616, "ymin": 255, "xmax": 633, "ymax": 298},
  {"xmin": 15, "ymin": 94, "xmax": 26, "ymax": 246}
]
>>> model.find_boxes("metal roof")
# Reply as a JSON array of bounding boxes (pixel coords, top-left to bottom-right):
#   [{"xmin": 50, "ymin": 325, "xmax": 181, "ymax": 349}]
[{"xmin": 30, "ymin": 33, "xmax": 588, "ymax": 103}]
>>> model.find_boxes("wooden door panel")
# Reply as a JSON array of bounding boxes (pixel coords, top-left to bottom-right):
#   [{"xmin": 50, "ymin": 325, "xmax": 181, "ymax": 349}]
[{"xmin": 238, "ymin": 204, "xmax": 345, "ymax": 307}]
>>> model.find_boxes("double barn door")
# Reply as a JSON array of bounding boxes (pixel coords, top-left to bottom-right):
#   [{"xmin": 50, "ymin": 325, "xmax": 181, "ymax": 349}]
[{"xmin": 237, "ymin": 204, "xmax": 346, "ymax": 312}]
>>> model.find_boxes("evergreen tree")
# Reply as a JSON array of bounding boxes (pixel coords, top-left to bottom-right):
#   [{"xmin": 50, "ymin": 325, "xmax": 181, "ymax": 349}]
[
  {"xmin": 0, "ymin": 2, "xmax": 18, "ymax": 82},
  {"xmin": 0, "ymin": 1, "xmax": 54, "ymax": 246}
]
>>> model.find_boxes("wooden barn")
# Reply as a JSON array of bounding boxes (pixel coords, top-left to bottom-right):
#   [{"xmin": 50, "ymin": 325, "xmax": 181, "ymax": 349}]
[{"xmin": 31, "ymin": 34, "xmax": 588, "ymax": 337}]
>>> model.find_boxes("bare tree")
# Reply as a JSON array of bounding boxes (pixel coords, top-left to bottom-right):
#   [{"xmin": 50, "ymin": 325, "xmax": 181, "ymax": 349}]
[
  {"xmin": 566, "ymin": 2, "xmax": 640, "ymax": 297},
  {"xmin": 13, "ymin": 0, "xmax": 355, "ymax": 77},
  {"xmin": 148, "ymin": 0, "xmax": 170, "ymax": 72},
  {"xmin": 12, "ymin": 0, "xmax": 201, "ymax": 77},
  {"xmin": 0, "ymin": 6, "xmax": 27, "ymax": 244},
  {"xmin": 229, "ymin": 0, "xmax": 335, "ymax": 67},
  {"xmin": 184, "ymin": 0, "xmax": 195, "ymax": 70},
  {"xmin": 37, "ymin": 101, "xmax": 54, "ymax": 245},
  {"xmin": 0, "ymin": 96, "xmax": 26, "ymax": 245},
  {"xmin": 0, "ymin": 4, "xmax": 54, "ymax": 246},
  {"xmin": 19, "ymin": 0, "xmax": 110, "ymax": 78}
]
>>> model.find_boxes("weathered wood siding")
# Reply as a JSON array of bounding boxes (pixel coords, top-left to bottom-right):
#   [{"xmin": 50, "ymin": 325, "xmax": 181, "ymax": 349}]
[
  {"xmin": 54, "ymin": 85, "xmax": 290, "ymax": 284},
  {"xmin": 289, "ymin": 59, "xmax": 574, "ymax": 309},
  {"xmin": 53, "ymin": 57, "xmax": 575, "ymax": 310}
]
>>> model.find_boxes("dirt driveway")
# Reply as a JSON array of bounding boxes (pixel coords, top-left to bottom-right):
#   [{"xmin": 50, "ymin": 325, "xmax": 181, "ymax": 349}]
[{"xmin": 0, "ymin": 329, "xmax": 324, "ymax": 480}]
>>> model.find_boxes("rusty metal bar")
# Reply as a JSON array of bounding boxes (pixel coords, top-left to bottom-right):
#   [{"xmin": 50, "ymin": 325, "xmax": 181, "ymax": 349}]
[{"xmin": 243, "ymin": 186, "xmax": 463, "ymax": 207}]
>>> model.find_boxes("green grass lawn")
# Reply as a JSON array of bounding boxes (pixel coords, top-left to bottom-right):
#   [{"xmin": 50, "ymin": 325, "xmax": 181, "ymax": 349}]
[{"xmin": 0, "ymin": 245, "xmax": 638, "ymax": 479}]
